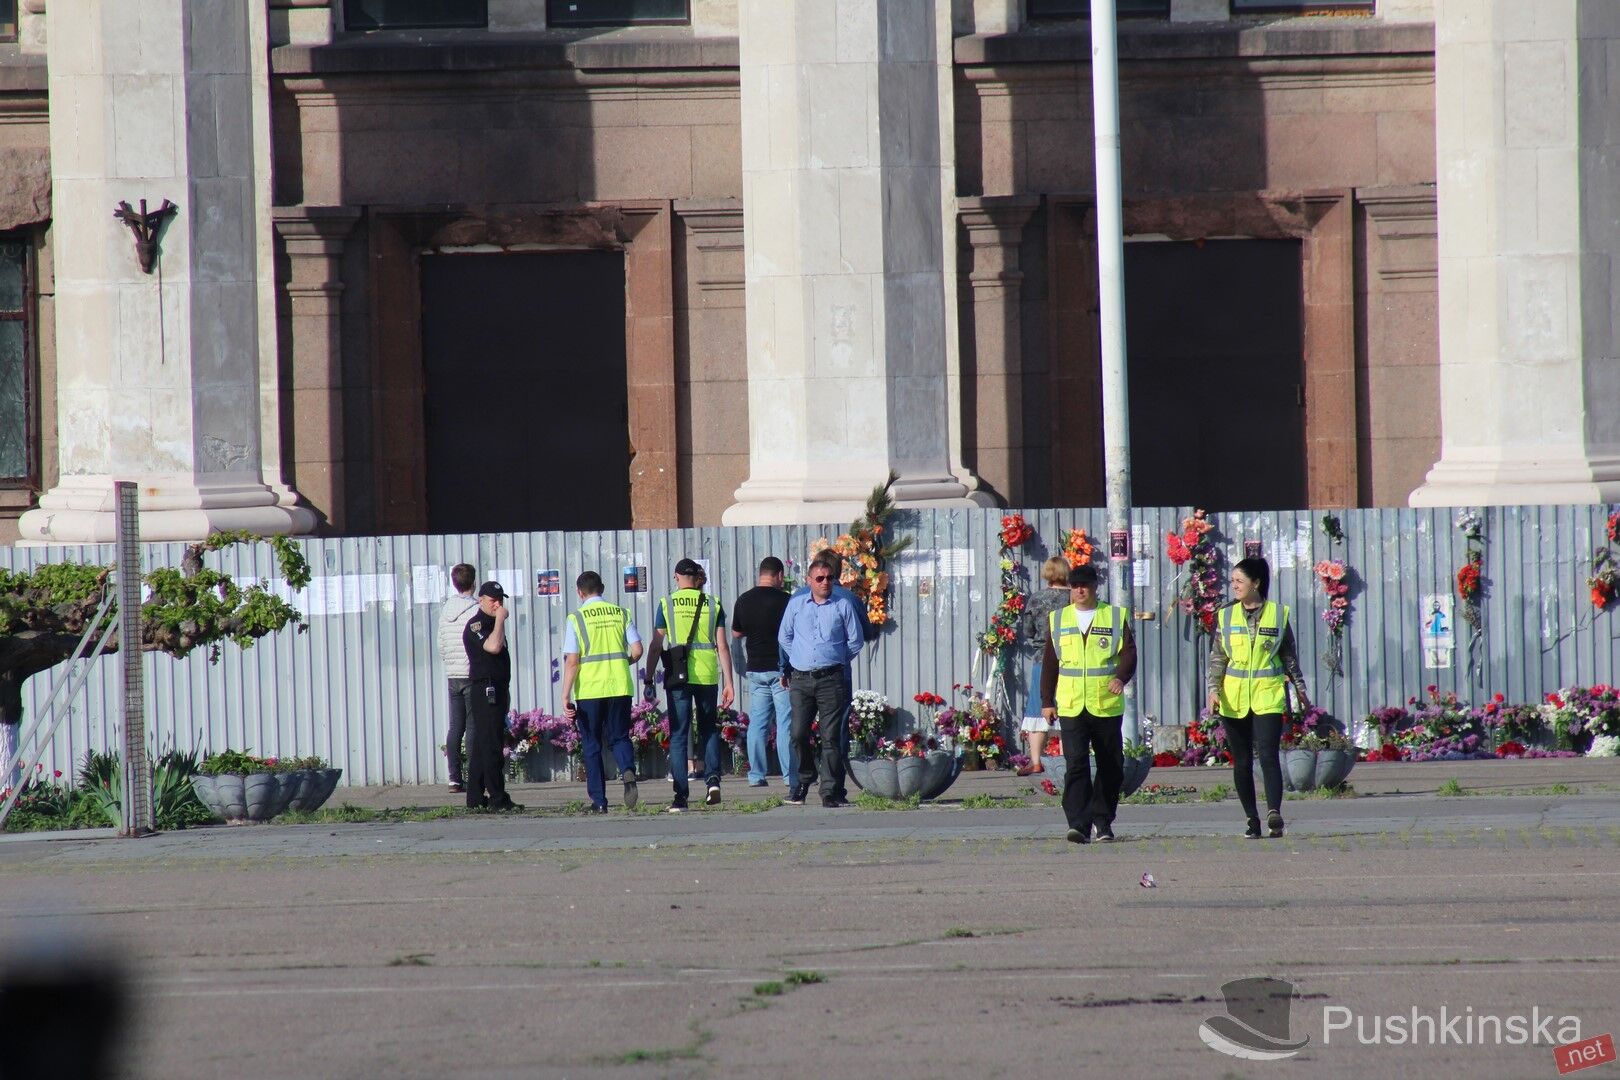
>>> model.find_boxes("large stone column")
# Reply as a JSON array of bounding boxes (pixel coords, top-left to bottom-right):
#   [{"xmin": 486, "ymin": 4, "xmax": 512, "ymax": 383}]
[
  {"xmin": 724, "ymin": 0, "xmax": 987, "ymax": 525},
  {"xmin": 20, "ymin": 0, "xmax": 314, "ymax": 542},
  {"xmin": 1411, "ymin": 0, "xmax": 1620, "ymax": 506}
]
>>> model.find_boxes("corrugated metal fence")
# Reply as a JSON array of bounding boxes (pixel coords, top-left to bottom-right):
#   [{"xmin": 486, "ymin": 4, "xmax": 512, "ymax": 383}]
[{"xmin": 5, "ymin": 505, "xmax": 1616, "ymax": 785}]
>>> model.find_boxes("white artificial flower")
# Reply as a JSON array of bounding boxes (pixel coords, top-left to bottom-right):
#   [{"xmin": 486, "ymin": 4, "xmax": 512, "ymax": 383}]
[{"xmin": 1588, "ymin": 734, "xmax": 1620, "ymax": 758}]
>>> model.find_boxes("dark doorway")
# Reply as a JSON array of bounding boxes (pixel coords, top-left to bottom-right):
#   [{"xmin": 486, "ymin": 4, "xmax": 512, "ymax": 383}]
[
  {"xmin": 420, "ymin": 251, "xmax": 631, "ymax": 533},
  {"xmin": 1123, "ymin": 239, "xmax": 1306, "ymax": 511}
]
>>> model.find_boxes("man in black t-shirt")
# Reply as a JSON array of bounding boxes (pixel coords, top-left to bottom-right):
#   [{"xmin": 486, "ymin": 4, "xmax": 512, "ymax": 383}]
[
  {"xmin": 462, "ymin": 581, "xmax": 519, "ymax": 811},
  {"xmin": 731, "ymin": 556, "xmax": 795, "ymax": 789}
]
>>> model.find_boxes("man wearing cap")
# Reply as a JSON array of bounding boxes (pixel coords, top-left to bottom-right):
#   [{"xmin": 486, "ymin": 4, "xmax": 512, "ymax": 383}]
[
  {"xmin": 1040, "ymin": 564, "xmax": 1136, "ymax": 843},
  {"xmin": 463, "ymin": 581, "xmax": 519, "ymax": 811},
  {"xmin": 643, "ymin": 559, "xmax": 735, "ymax": 812},
  {"xmin": 560, "ymin": 570, "xmax": 643, "ymax": 814}
]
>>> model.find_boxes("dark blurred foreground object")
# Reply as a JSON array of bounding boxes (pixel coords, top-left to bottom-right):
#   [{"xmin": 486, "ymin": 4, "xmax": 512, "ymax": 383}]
[{"xmin": 0, "ymin": 954, "xmax": 126, "ymax": 1079}]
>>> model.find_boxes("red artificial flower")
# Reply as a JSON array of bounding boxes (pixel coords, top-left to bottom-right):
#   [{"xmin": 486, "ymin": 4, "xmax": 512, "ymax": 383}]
[
  {"xmin": 1166, "ymin": 533, "xmax": 1190, "ymax": 566},
  {"xmin": 1152, "ymin": 751, "xmax": 1181, "ymax": 768},
  {"xmin": 1040, "ymin": 778, "xmax": 1058, "ymax": 796},
  {"xmin": 1495, "ymin": 740, "xmax": 1526, "ymax": 758}
]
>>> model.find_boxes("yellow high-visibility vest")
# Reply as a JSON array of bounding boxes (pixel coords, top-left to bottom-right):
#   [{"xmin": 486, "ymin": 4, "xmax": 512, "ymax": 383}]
[
  {"xmin": 1218, "ymin": 601, "xmax": 1290, "ymax": 717},
  {"xmin": 569, "ymin": 601, "xmax": 635, "ymax": 700},
  {"xmin": 659, "ymin": 589, "xmax": 720, "ymax": 686},
  {"xmin": 1048, "ymin": 603, "xmax": 1128, "ymax": 718}
]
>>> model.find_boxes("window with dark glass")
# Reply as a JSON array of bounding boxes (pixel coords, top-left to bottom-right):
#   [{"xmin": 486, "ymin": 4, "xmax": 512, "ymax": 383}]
[
  {"xmin": 0, "ymin": 0, "xmax": 18, "ymax": 42},
  {"xmin": 1231, "ymin": 0, "xmax": 1372, "ymax": 12},
  {"xmin": 547, "ymin": 0, "xmax": 690, "ymax": 27},
  {"xmin": 0, "ymin": 242, "xmax": 33, "ymax": 486},
  {"xmin": 1026, "ymin": 0, "xmax": 1171, "ymax": 17},
  {"xmin": 343, "ymin": 0, "xmax": 487, "ymax": 30}
]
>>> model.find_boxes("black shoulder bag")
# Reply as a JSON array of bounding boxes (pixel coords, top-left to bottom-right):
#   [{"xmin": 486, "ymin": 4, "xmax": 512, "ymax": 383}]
[{"xmin": 660, "ymin": 592, "xmax": 706, "ymax": 691}]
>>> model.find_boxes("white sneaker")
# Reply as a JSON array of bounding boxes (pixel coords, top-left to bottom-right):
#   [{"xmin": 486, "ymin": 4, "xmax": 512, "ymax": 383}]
[{"xmin": 666, "ymin": 803, "xmax": 686, "ymax": 814}]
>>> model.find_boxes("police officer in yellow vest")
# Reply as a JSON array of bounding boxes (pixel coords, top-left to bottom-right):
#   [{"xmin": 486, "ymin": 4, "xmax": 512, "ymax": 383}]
[
  {"xmin": 1040, "ymin": 564, "xmax": 1137, "ymax": 844},
  {"xmin": 644, "ymin": 558, "xmax": 735, "ymax": 812},
  {"xmin": 561, "ymin": 571, "xmax": 645, "ymax": 814},
  {"xmin": 1206, "ymin": 557, "xmax": 1312, "ymax": 839}
]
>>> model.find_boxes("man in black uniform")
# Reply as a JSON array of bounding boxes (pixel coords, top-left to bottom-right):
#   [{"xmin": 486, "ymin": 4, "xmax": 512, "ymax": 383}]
[{"xmin": 463, "ymin": 581, "xmax": 519, "ymax": 811}]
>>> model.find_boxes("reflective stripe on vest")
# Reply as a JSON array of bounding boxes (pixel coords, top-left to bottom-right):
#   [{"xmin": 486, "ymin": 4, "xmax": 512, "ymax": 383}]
[
  {"xmin": 661, "ymin": 590, "xmax": 720, "ymax": 685},
  {"xmin": 1218, "ymin": 601, "xmax": 1289, "ymax": 716},
  {"xmin": 1048, "ymin": 603, "xmax": 1127, "ymax": 718},
  {"xmin": 571, "ymin": 602, "xmax": 635, "ymax": 700}
]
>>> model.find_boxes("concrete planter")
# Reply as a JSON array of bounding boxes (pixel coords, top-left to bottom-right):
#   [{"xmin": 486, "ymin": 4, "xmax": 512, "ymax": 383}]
[
  {"xmin": 848, "ymin": 750, "xmax": 959, "ymax": 801},
  {"xmin": 191, "ymin": 772, "xmax": 299, "ymax": 823},
  {"xmin": 1039, "ymin": 753, "xmax": 1153, "ymax": 798},
  {"xmin": 285, "ymin": 768, "xmax": 343, "ymax": 813},
  {"xmin": 1282, "ymin": 748, "xmax": 1356, "ymax": 791}
]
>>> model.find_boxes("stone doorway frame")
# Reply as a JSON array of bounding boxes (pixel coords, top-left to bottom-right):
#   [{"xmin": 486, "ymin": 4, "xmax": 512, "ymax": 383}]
[
  {"xmin": 367, "ymin": 201, "xmax": 676, "ymax": 535},
  {"xmin": 1045, "ymin": 189, "xmax": 1356, "ymax": 509}
]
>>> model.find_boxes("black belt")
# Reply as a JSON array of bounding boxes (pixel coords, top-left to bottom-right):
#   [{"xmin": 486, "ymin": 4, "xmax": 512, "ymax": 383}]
[{"xmin": 800, "ymin": 665, "xmax": 844, "ymax": 678}]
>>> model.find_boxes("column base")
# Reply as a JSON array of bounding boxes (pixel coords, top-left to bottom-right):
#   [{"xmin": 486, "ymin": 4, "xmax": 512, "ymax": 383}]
[
  {"xmin": 1408, "ymin": 450, "xmax": 1620, "ymax": 507},
  {"xmin": 721, "ymin": 470, "xmax": 991, "ymax": 526},
  {"xmin": 17, "ymin": 475, "xmax": 318, "ymax": 544}
]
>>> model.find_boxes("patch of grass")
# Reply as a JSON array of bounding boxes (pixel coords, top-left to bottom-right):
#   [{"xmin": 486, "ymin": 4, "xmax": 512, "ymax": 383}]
[
  {"xmin": 387, "ymin": 953, "xmax": 432, "ymax": 967},
  {"xmin": 960, "ymin": 793, "xmax": 1027, "ymax": 810},
  {"xmin": 279, "ymin": 804, "xmax": 465, "ymax": 825},
  {"xmin": 1436, "ymin": 779, "xmax": 1472, "ymax": 797},
  {"xmin": 784, "ymin": 970, "xmax": 824, "ymax": 985},
  {"xmin": 854, "ymin": 792, "xmax": 921, "ymax": 811},
  {"xmin": 731, "ymin": 796, "xmax": 784, "ymax": 814},
  {"xmin": 1122, "ymin": 784, "xmax": 1199, "ymax": 805},
  {"xmin": 1200, "ymin": 784, "xmax": 1232, "ymax": 802},
  {"xmin": 944, "ymin": 928, "xmax": 975, "ymax": 939},
  {"xmin": 753, "ymin": 981, "xmax": 785, "ymax": 997},
  {"xmin": 1287, "ymin": 783, "xmax": 1357, "ymax": 800}
]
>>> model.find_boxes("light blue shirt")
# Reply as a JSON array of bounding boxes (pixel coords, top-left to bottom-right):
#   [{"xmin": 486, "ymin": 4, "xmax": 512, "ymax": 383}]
[
  {"xmin": 778, "ymin": 588, "xmax": 865, "ymax": 673},
  {"xmin": 560, "ymin": 597, "xmax": 642, "ymax": 654}
]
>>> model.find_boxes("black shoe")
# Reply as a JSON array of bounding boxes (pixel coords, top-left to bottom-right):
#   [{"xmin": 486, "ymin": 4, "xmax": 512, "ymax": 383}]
[
  {"xmin": 749, "ymin": 779, "xmax": 769, "ymax": 788},
  {"xmin": 705, "ymin": 784, "xmax": 721, "ymax": 806},
  {"xmin": 821, "ymin": 796, "xmax": 847, "ymax": 808},
  {"xmin": 1066, "ymin": 827, "xmax": 1090, "ymax": 845},
  {"xmin": 688, "ymin": 768, "xmax": 705, "ymax": 780},
  {"xmin": 467, "ymin": 799, "xmax": 488, "ymax": 811},
  {"xmin": 1267, "ymin": 810, "xmax": 1285, "ymax": 838},
  {"xmin": 493, "ymin": 800, "xmax": 524, "ymax": 813},
  {"xmin": 1093, "ymin": 824, "xmax": 1115, "ymax": 843},
  {"xmin": 622, "ymin": 769, "xmax": 639, "ymax": 810},
  {"xmin": 590, "ymin": 805, "xmax": 608, "ymax": 815},
  {"xmin": 785, "ymin": 785, "xmax": 806, "ymax": 805},
  {"xmin": 1244, "ymin": 818, "xmax": 1262, "ymax": 839}
]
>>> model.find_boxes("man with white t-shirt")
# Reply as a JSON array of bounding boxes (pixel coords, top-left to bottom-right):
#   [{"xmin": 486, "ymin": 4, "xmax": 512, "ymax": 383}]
[{"xmin": 1040, "ymin": 563, "xmax": 1137, "ymax": 845}]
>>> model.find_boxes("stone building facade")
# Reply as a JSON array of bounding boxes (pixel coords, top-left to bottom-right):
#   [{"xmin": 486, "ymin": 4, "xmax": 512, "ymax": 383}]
[{"xmin": 0, "ymin": 0, "xmax": 1612, "ymax": 542}]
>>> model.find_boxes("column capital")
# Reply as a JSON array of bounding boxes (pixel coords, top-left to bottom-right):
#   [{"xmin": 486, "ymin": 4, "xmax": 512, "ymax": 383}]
[
  {"xmin": 272, "ymin": 205, "xmax": 361, "ymax": 254},
  {"xmin": 957, "ymin": 195, "xmax": 1040, "ymax": 241}
]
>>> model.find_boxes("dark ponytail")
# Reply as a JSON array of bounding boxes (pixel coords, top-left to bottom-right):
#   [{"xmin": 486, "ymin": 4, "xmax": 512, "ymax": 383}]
[{"xmin": 1233, "ymin": 557, "xmax": 1270, "ymax": 600}]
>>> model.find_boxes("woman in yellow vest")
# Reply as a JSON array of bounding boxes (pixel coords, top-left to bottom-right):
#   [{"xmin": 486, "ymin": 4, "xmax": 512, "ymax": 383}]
[
  {"xmin": 1206, "ymin": 557, "xmax": 1312, "ymax": 839},
  {"xmin": 1039, "ymin": 563, "xmax": 1137, "ymax": 844}
]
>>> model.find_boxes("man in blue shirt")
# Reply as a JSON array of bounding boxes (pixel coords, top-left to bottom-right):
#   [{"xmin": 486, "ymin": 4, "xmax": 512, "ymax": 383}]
[{"xmin": 778, "ymin": 551, "xmax": 865, "ymax": 807}]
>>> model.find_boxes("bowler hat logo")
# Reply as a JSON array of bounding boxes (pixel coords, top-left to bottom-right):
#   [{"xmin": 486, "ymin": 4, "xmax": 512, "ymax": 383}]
[{"xmin": 1199, "ymin": 977, "xmax": 1310, "ymax": 1060}]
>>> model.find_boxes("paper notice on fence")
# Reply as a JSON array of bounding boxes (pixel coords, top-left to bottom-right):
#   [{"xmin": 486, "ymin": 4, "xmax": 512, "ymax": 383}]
[
  {"xmin": 1270, "ymin": 538, "xmax": 1296, "ymax": 570},
  {"xmin": 1295, "ymin": 519, "xmax": 1312, "ymax": 560},
  {"xmin": 1132, "ymin": 559, "xmax": 1153, "ymax": 588},
  {"xmin": 1420, "ymin": 594, "xmax": 1454, "ymax": 647},
  {"xmin": 937, "ymin": 549, "xmax": 975, "ymax": 578},
  {"xmin": 894, "ymin": 550, "xmax": 933, "ymax": 583},
  {"xmin": 271, "ymin": 573, "xmax": 391, "ymax": 616},
  {"xmin": 411, "ymin": 565, "xmax": 446, "ymax": 605}
]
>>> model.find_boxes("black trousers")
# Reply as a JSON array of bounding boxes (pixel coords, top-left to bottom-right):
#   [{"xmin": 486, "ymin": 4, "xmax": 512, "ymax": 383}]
[
  {"xmin": 1059, "ymin": 711, "xmax": 1123, "ymax": 832},
  {"xmin": 1224, "ymin": 711, "xmax": 1284, "ymax": 821},
  {"xmin": 446, "ymin": 678, "xmax": 472, "ymax": 784},
  {"xmin": 790, "ymin": 668, "xmax": 849, "ymax": 801},
  {"xmin": 466, "ymin": 679, "xmax": 510, "ymax": 808}
]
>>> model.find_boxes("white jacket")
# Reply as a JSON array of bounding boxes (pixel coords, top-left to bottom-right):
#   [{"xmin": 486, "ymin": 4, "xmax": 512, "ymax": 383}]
[{"xmin": 438, "ymin": 594, "xmax": 480, "ymax": 679}]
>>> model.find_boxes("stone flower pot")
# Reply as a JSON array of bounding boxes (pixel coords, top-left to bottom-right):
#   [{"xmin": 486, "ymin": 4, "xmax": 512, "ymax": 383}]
[
  {"xmin": 191, "ymin": 771, "xmax": 299, "ymax": 823},
  {"xmin": 1039, "ymin": 753, "xmax": 1153, "ymax": 798},
  {"xmin": 1281, "ymin": 748, "xmax": 1356, "ymax": 792},
  {"xmin": 285, "ymin": 768, "xmax": 343, "ymax": 813},
  {"xmin": 848, "ymin": 750, "xmax": 959, "ymax": 801}
]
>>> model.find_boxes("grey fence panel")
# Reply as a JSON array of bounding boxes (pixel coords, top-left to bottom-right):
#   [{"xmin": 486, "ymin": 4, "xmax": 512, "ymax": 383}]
[{"xmin": 5, "ymin": 504, "xmax": 1618, "ymax": 785}]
